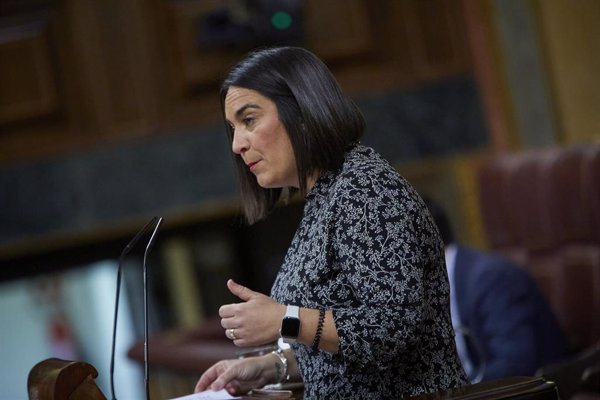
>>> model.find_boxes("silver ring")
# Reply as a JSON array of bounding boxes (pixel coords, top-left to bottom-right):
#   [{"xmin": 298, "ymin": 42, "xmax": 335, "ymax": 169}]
[{"xmin": 229, "ymin": 328, "xmax": 237, "ymax": 340}]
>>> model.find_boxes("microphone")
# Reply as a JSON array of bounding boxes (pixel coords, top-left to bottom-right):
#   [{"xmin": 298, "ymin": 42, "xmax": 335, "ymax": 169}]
[{"xmin": 110, "ymin": 217, "xmax": 163, "ymax": 400}]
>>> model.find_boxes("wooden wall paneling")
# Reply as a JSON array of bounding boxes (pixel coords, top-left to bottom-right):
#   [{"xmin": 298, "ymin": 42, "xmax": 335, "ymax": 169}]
[
  {"xmin": 402, "ymin": 0, "xmax": 442, "ymax": 76},
  {"xmin": 461, "ymin": 0, "xmax": 516, "ymax": 151},
  {"xmin": 0, "ymin": 20, "xmax": 57, "ymax": 125},
  {"xmin": 0, "ymin": 6, "xmax": 88, "ymax": 165},
  {"xmin": 303, "ymin": 0, "xmax": 424, "ymax": 95},
  {"xmin": 306, "ymin": 0, "xmax": 406, "ymax": 95},
  {"xmin": 332, "ymin": 1, "xmax": 419, "ymax": 92},
  {"xmin": 400, "ymin": 1, "xmax": 426, "ymax": 74},
  {"xmin": 0, "ymin": 0, "xmax": 476, "ymax": 165},
  {"xmin": 386, "ymin": 0, "xmax": 420, "ymax": 74},
  {"xmin": 304, "ymin": 0, "xmax": 372, "ymax": 61},
  {"xmin": 66, "ymin": 0, "xmax": 158, "ymax": 140},
  {"xmin": 115, "ymin": 0, "xmax": 161, "ymax": 136},
  {"xmin": 536, "ymin": 0, "xmax": 600, "ymax": 144},
  {"xmin": 304, "ymin": 0, "xmax": 470, "ymax": 95},
  {"xmin": 419, "ymin": 0, "xmax": 468, "ymax": 75},
  {"xmin": 164, "ymin": 0, "xmax": 238, "ymax": 94},
  {"xmin": 399, "ymin": 0, "xmax": 468, "ymax": 80},
  {"xmin": 145, "ymin": 0, "xmax": 236, "ymax": 131},
  {"xmin": 145, "ymin": 0, "xmax": 474, "ymax": 127},
  {"xmin": 0, "ymin": 0, "xmax": 163, "ymax": 165}
]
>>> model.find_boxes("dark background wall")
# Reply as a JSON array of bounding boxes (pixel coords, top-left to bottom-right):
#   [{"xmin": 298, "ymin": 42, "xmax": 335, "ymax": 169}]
[
  {"xmin": 0, "ymin": 0, "xmax": 482, "ymax": 278},
  {"xmin": 0, "ymin": 75, "xmax": 486, "ymax": 252}
]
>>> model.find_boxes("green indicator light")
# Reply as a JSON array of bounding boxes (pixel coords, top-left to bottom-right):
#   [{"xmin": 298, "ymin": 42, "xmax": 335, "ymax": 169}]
[{"xmin": 271, "ymin": 11, "xmax": 292, "ymax": 30}]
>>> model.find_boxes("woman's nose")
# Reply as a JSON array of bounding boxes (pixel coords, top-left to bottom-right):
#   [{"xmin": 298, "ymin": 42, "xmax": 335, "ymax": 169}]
[{"xmin": 231, "ymin": 130, "xmax": 248, "ymax": 154}]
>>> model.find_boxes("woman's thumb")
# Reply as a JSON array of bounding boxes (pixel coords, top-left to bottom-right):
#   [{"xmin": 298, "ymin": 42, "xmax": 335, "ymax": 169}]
[{"xmin": 227, "ymin": 279, "xmax": 257, "ymax": 301}]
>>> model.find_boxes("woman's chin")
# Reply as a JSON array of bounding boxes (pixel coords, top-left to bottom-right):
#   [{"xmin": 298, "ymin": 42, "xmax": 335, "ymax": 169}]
[
  {"xmin": 256, "ymin": 178, "xmax": 275, "ymax": 189},
  {"xmin": 256, "ymin": 176, "xmax": 280, "ymax": 189},
  {"xmin": 255, "ymin": 175, "xmax": 298, "ymax": 189}
]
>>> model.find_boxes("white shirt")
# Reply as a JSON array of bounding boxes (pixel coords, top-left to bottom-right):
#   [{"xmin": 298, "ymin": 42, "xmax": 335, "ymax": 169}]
[{"xmin": 445, "ymin": 244, "xmax": 474, "ymax": 379}]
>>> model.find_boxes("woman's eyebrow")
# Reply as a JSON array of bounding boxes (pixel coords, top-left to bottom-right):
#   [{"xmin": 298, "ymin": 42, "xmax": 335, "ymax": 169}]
[{"xmin": 234, "ymin": 103, "xmax": 261, "ymax": 119}]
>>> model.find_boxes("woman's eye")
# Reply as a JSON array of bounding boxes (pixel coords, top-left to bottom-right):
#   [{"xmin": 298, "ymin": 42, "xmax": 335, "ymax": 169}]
[{"xmin": 243, "ymin": 117, "xmax": 255, "ymax": 126}]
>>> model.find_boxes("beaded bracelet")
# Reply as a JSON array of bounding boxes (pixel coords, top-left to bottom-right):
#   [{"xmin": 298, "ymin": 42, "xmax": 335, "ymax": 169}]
[
  {"xmin": 311, "ymin": 308, "xmax": 326, "ymax": 351},
  {"xmin": 271, "ymin": 348, "xmax": 289, "ymax": 383}
]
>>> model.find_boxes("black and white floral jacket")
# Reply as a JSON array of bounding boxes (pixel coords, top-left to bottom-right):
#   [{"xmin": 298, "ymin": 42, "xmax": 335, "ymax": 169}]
[{"xmin": 271, "ymin": 144, "xmax": 467, "ymax": 399}]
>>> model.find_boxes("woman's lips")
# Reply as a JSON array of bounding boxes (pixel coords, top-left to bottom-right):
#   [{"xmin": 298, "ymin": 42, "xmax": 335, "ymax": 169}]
[{"xmin": 247, "ymin": 161, "xmax": 259, "ymax": 172}]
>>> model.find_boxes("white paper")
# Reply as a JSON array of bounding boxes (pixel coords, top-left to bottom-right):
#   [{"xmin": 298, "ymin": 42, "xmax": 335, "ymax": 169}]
[{"xmin": 169, "ymin": 388, "xmax": 241, "ymax": 400}]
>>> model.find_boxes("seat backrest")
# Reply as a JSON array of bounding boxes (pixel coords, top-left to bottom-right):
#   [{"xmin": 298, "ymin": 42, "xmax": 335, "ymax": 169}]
[
  {"xmin": 408, "ymin": 376, "xmax": 559, "ymax": 400},
  {"xmin": 477, "ymin": 154, "xmax": 523, "ymax": 250},
  {"xmin": 537, "ymin": 341, "xmax": 600, "ymax": 400},
  {"xmin": 582, "ymin": 145, "xmax": 600, "ymax": 244},
  {"xmin": 543, "ymin": 146, "xmax": 593, "ymax": 246},
  {"xmin": 505, "ymin": 150, "xmax": 555, "ymax": 252},
  {"xmin": 475, "ymin": 143, "xmax": 600, "ymax": 353}
]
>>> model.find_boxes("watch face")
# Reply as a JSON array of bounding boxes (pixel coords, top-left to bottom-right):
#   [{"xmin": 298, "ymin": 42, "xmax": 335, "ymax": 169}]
[{"xmin": 281, "ymin": 316, "xmax": 300, "ymax": 338}]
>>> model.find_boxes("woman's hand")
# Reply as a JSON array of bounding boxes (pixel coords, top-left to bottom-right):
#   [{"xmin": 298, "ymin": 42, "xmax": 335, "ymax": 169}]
[
  {"xmin": 194, "ymin": 355, "xmax": 277, "ymax": 395},
  {"xmin": 220, "ymin": 279, "xmax": 285, "ymax": 347}
]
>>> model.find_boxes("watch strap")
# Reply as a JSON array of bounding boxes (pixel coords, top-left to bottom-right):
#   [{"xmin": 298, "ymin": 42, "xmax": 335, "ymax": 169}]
[{"xmin": 285, "ymin": 305, "xmax": 299, "ymax": 319}]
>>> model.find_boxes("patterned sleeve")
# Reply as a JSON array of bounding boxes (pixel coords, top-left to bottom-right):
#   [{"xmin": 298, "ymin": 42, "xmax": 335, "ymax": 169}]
[{"xmin": 330, "ymin": 164, "xmax": 441, "ymax": 371}]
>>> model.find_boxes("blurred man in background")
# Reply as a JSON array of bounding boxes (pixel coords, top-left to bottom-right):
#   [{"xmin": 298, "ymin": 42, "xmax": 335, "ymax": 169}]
[{"xmin": 425, "ymin": 197, "xmax": 567, "ymax": 382}]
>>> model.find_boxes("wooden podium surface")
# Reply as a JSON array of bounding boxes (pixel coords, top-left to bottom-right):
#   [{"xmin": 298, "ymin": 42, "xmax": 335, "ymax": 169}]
[{"xmin": 27, "ymin": 359, "xmax": 560, "ymax": 400}]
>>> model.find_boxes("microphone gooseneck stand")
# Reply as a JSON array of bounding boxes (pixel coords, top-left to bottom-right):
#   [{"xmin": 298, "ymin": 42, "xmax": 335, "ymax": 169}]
[
  {"xmin": 110, "ymin": 217, "xmax": 163, "ymax": 400},
  {"xmin": 143, "ymin": 218, "xmax": 163, "ymax": 400}
]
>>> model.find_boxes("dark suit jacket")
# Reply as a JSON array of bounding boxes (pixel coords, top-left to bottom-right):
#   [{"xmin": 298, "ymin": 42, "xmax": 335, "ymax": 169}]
[{"xmin": 453, "ymin": 245, "xmax": 567, "ymax": 381}]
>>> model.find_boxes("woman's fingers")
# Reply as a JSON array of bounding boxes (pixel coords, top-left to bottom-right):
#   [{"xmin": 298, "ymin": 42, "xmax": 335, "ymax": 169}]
[
  {"xmin": 194, "ymin": 363, "xmax": 223, "ymax": 392},
  {"xmin": 195, "ymin": 355, "xmax": 272, "ymax": 395},
  {"xmin": 227, "ymin": 279, "xmax": 260, "ymax": 301},
  {"xmin": 210, "ymin": 361, "xmax": 251, "ymax": 391}
]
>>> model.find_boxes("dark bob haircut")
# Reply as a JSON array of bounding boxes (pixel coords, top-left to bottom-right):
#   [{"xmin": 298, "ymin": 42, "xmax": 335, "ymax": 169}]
[{"xmin": 221, "ymin": 46, "xmax": 365, "ymax": 224}]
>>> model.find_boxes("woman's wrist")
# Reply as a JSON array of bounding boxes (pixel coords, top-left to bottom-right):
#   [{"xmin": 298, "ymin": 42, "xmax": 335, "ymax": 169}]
[
  {"xmin": 269, "ymin": 349, "xmax": 289, "ymax": 383},
  {"xmin": 298, "ymin": 308, "xmax": 339, "ymax": 353},
  {"xmin": 311, "ymin": 308, "xmax": 326, "ymax": 350}
]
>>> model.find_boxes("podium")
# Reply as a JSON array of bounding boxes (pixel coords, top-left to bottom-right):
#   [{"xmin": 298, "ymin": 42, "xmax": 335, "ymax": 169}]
[{"xmin": 28, "ymin": 360, "xmax": 560, "ymax": 400}]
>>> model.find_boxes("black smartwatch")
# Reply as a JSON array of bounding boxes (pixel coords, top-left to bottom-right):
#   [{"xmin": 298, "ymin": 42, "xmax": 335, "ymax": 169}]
[{"xmin": 280, "ymin": 305, "xmax": 300, "ymax": 344}]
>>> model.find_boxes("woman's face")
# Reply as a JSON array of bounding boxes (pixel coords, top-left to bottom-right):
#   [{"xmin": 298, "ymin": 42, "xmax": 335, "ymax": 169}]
[{"xmin": 225, "ymin": 86, "xmax": 299, "ymax": 189}]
